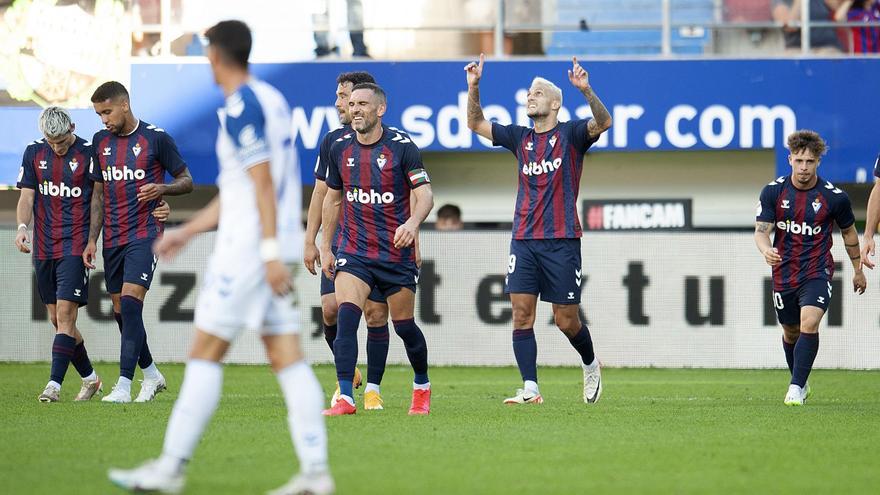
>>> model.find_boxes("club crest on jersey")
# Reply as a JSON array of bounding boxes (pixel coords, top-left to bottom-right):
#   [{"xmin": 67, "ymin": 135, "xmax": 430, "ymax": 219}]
[
  {"xmin": 132, "ymin": 143, "xmax": 142, "ymax": 157},
  {"xmin": 103, "ymin": 147, "xmax": 111, "ymax": 156},
  {"xmin": 812, "ymin": 198, "xmax": 822, "ymax": 213},
  {"xmin": 347, "ymin": 157, "xmax": 355, "ymax": 167},
  {"xmin": 549, "ymin": 135, "xmax": 557, "ymax": 147},
  {"xmin": 38, "ymin": 160, "xmax": 47, "ymax": 169},
  {"xmin": 68, "ymin": 158, "xmax": 79, "ymax": 172},
  {"xmin": 377, "ymin": 154, "xmax": 387, "ymax": 169},
  {"xmin": 781, "ymin": 200, "xmax": 790, "ymax": 209},
  {"xmin": 525, "ymin": 142, "xmax": 534, "ymax": 151}
]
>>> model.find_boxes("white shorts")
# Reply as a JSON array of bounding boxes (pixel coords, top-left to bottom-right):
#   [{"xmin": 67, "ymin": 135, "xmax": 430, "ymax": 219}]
[{"xmin": 194, "ymin": 253, "xmax": 300, "ymax": 342}]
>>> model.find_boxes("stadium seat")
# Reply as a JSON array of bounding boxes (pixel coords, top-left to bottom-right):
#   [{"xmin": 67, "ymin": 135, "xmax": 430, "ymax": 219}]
[
  {"xmin": 546, "ymin": 0, "xmax": 715, "ymax": 56},
  {"xmin": 723, "ymin": 0, "xmax": 772, "ymax": 22}
]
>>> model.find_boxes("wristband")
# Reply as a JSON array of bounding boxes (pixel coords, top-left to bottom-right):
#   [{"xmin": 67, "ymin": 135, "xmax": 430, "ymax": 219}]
[
  {"xmin": 260, "ymin": 238, "xmax": 281, "ymax": 262},
  {"xmin": 17, "ymin": 223, "xmax": 27, "ymax": 231}
]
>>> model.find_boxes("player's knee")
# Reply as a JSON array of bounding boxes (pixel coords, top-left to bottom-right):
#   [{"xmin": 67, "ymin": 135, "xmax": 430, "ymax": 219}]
[
  {"xmin": 321, "ymin": 305, "xmax": 338, "ymax": 326},
  {"xmin": 511, "ymin": 304, "xmax": 535, "ymax": 329},
  {"xmin": 553, "ymin": 312, "xmax": 580, "ymax": 335},
  {"xmin": 364, "ymin": 306, "xmax": 388, "ymax": 327},
  {"xmin": 782, "ymin": 325, "xmax": 800, "ymax": 342}
]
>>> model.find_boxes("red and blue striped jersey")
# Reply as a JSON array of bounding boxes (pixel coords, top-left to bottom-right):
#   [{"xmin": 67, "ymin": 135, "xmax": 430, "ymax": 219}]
[
  {"xmin": 16, "ymin": 136, "xmax": 93, "ymax": 260},
  {"xmin": 89, "ymin": 121, "xmax": 187, "ymax": 248},
  {"xmin": 325, "ymin": 125, "xmax": 430, "ymax": 263},
  {"xmin": 316, "ymin": 125, "xmax": 352, "ymax": 252},
  {"xmin": 492, "ymin": 119, "xmax": 599, "ymax": 240},
  {"xmin": 756, "ymin": 175, "xmax": 855, "ymax": 292},
  {"xmin": 847, "ymin": 3, "xmax": 880, "ymax": 54}
]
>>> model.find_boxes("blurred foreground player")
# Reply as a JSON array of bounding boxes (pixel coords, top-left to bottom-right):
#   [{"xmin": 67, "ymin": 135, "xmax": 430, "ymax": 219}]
[
  {"xmin": 108, "ymin": 21, "xmax": 332, "ymax": 494},
  {"xmin": 465, "ymin": 55, "xmax": 611, "ymax": 405},
  {"xmin": 755, "ymin": 130, "xmax": 865, "ymax": 406},
  {"xmin": 320, "ymin": 82, "xmax": 434, "ymax": 416}
]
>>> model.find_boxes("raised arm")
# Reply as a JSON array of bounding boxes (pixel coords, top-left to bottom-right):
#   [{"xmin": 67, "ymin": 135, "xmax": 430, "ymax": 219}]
[
  {"xmin": 841, "ymin": 224, "xmax": 867, "ymax": 294},
  {"xmin": 83, "ymin": 182, "xmax": 104, "ymax": 269},
  {"xmin": 319, "ymin": 187, "xmax": 343, "ymax": 280},
  {"xmin": 464, "ymin": 53, "xmax": 493, "ymax": 141},
  {"xmin": 304, "ymin": 179, "xmax": 329, "ymax": 275},
  {"xmin": 567, "ymin": 57, "xmax": 612, "ymax": 139},
  {"xmin": 14, "ymin": 188, "xmax": 35, "ymax": 253},
  {"xmin": 755, "ymin": 221, "xmax": 782, "ymax": 266}
]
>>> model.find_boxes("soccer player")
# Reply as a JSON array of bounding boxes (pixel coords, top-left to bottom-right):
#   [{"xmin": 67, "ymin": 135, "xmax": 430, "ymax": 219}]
[
  {"xmin": 15, "ymin": 106, "xmax": 170, "ymax": 403},
  {"xmin": 83, "ymin": 81, "xmax": 194, "ymax": 403},
  {"xmin": 304, "ymin": 71, "xmax": 392, "ymax": 410},
  {"xmin": 859, "ymin": 152, "xmax": 880, "ymax": 267},
  {"xmin": 465, "ymin": 55, "xmax": 611, "ymax": 405},
  {"xmin": 755, "ymin": 130, "xmax": 866, "ymax": 406},
  {"xmin": 319, "ymin": 82, "xmax": 434, "ymax": 416},
  {"xmin": 108, "ymin": 20, "xmax": 332, "ymax": 495}
]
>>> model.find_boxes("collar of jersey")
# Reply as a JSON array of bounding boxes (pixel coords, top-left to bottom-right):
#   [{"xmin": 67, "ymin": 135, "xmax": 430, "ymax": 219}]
[
  {"xmin": 120, "ymin": 119, "xmax": 141, "ymax": 137},
  {"xmin": 355, "ymin": 127, "xmax": 386, "ymax": 148}
]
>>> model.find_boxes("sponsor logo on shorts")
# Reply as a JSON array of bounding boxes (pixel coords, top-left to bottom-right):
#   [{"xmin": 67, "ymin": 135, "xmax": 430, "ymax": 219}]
[{"xmin": 141, "ymin": 273, "xmax": 149, "ymax": 281}]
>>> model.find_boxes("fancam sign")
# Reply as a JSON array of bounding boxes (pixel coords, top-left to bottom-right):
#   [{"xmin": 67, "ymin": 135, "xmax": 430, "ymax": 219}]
[{"xmin": 582, "ymin": 199, "xmax": 692, "ymax": 231}]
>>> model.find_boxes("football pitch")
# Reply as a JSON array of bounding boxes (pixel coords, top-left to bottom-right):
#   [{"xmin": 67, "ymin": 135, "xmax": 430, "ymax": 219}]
[{"xmin": 1, "ymin": 364, "xmax": 878, "ymax": 494}]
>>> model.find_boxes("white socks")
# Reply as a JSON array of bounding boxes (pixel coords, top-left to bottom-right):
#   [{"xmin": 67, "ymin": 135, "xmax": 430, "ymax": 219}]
[
  {"xmin": 524, "ymin": 380, "xmax": 539, "ymax": 394},
  {"xmin": 365, "ymin": 383, "xmax": 380, "ymax": 394},
  {"xmin": 116, "ymin": 376, "xmax": 132, "ymax": 393},
  {"xmin": 161, "ymin": 359, "xmax": 223, "ymax": 468},
  {"xmin": 277, "ymin": 361, "xmax": 329, "ymax": 475},
  {"xmin": 82, "ymin": 371, "xmax": 97, "ymax": 382},
  {"xmin": 47, "ymin": 380, "xmax": 61, "ymax": 391},
  {"xmin": 142, "ymin": 362, "xmax": 162, "ymax": 381},
  {"xmin": 413, "ymin": 382, "xmax": 430, "ymax": 391}
]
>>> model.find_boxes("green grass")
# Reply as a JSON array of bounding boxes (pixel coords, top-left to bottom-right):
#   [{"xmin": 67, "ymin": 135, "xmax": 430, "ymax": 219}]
[{"xmin": 1, "ymin": 364, "xmax": 879, "ymax": 494}]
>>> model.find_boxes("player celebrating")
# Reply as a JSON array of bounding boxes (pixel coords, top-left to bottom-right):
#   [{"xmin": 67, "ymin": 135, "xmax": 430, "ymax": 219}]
[
  {"xmin": 108, "ymin": 20, "xmax": 332, "ymax": 495},
  {"xmin": 755, "ymin": 130, "xmax": 866, "ymax": 406},
  {"xmin": 320, "ymin": 82, "xmax": 434, "ymax": 416},
  {"xmin": 15, "ymin": 107, "xmax": 170, "ymax": 403},
  {"xmin": 83, "ymin": 81, "xmax": 194, "ymax": 403},
  {"xmin": 304, "ymin": 71, "xmax": 393, "ymax": 410},
  {"xmin": 465, "ymin": 55, "xmax": 611, "ymax": 405}
]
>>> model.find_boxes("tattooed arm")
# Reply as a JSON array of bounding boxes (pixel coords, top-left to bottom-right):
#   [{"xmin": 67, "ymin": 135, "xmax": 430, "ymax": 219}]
[
  {"xmin": 83, "ymin": 182, "xmax": 104, "ymax": 269},
  {"xmin": 567, "ymin": 57, "xmax": 612, "ymax": 139},
  {"xmin": 841, "ymin": 224, "xmax": 867, "ymax": 294},
  {"xmin": 755, "ymin": 221, "xmax": 781, "ymax": 266},
  {"xmin": 464, "ymin": 53, "xmax": 493, "ymax": 140}
]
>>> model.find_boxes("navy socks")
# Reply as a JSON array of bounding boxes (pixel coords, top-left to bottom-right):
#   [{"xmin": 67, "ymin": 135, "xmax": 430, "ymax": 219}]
[
  {"xmin": 334, "ymin": 303, "xmax": 362, "ymax": 397},
  {"xmin": 512, "ymin": 328, "xmax": 538, "ymax": 383},
  {"xmin": 366, "ymin": 324, "xmax": 390, "ymax": 385},
  {"xmin": 50, "ymin": 333, "xmax": 76, "ymax": 385},
  {"xmin": 393, "ymin": 319, "xmax": 429, "ymax": 384}
]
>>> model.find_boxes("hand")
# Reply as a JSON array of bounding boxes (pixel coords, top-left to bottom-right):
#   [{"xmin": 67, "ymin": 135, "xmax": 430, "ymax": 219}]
[
  {"xmin": 83, "ymin": 240, "xmax": 98, "ymax": 269},
  {"xmin": 853, "ymin": 270, "xmax": 867, "ymax": 295},
  {"xmin": 762, "ymin": 247, "xmax": 782, "ymax": 266},
  {"xmin": 15, "ymin": 227, "xmax": 30, "ymax": 253},
  {"xmin": 567, "ymin": 56, "xmax": 591, "ymax": 91},
  {"xmin": 860, "ymin": 236, "xmax": 875, "ymax": 270},
  {"xmin": 393, "ymin": 221, "xmax": 417, "ymax": 249},
  {"xmin": 304, "ymin": 242, "xmax": 321, "ymax": 275},
  {"xmin": 320, "ymin": 248, "xmax": 336, "ymax": 281},
  {"xmin": 464, "ymin": 53, "xmax": 484, "ymax": 87},
  {"xmin": 153, "ymin": 227, "xmax": 192, "ymax": 261},
  {"xmin": 152, "ymin": 200, "xmax": 171, "ymax": 222},
  {"xmin": 265, "ymin": 260, "xmax": 292, "ymax": 296},
  {"xmin": 137, "ymin": 183, "xmax": 165, "ymax": 202}
]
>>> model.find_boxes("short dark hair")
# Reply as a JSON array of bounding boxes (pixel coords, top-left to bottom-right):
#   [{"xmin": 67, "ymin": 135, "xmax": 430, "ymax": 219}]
[
  {"xmin": 337, "ymin": 71, "xmax": 375, "ymax": 87},
  {"xmin": 437, "ymin": 204, "xmax": 462, "ymax": 221},
  {"xmin": 351, "ymin": 82, "xmax": 386, "ymax": 103},
  {"xmin": 205, "ymin": 20, "xmax": 252, "ymax": 69},
  {"xmin": 787, "ymin": 130, "xmax": 827, "ymax": 157},
  {"xmin": 91, "ymin": 81, "xmax": 129, "ymax": 103}
]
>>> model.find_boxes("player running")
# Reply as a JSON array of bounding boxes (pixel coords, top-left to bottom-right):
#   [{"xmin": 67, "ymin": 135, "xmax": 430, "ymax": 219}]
[
  {"xmin": 15, "ymin": 106, "xmax": 169, "ymax": 403},
  {"xmin": 84, "ymin": 81, "xmax": 194, "ymax": 403},
  {"xmin": 465, "ymin": 54, "xmax": 612, "ymax": 405},
  {"xmin": 304, "ymin": 71, "xmax": 392, "ymax": 410},
  {"xmin": 108, "ymin": 20, "xmax": 332, "ymax": 495},
  {"xmin": 755, "ymin": 130, "xmax": 866, "ymax": 406},
  {"xmin": 320, "ymin": 82, "xmax": 434, "ymax": 416}
]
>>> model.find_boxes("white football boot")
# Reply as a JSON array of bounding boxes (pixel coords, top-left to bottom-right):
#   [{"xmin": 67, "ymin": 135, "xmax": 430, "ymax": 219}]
[
  {"xmin": 783, "ymin": 384, "xmax": 805, "ymax": 406},
  {"xmin": 135, "ymin": 374, "xmax": 167, "ymax": 403},
  {"xmin": 267, "ymin": 471, "xmax": 335, "ymax": 495},
  {"xmin": 583, "ymin": 360, "xmax": 603, "ymax": 404},
  {"xmin": 108, "ymin": 459, "xmax": 184, "ymax": 494}
]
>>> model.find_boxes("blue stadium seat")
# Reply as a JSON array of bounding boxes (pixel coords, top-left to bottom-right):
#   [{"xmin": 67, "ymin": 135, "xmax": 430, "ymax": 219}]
[{"xmin": 545, "ymin": 0, "xmax": 715, "ymax": 56}]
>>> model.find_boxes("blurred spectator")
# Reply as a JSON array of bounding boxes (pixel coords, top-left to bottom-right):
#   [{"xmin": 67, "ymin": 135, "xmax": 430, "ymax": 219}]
[
  {"xmin": 313, "ymin": 0, "xmax": 370, "ymax": 58},
  {"xmin": 834, "ymin": 0, "xmax": 880, "ymax": 52},
  {"xmin": 436, "ymin": 204, "xmax": 464, "ymax": 231},
  {"xmin": 772, "ymin": 0, "xmax": 843, "ymax": 53}
]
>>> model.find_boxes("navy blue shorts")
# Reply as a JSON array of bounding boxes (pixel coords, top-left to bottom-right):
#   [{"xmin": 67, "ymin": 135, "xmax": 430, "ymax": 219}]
[
  {"xmin": 505, "ymin": 238, "xmax": 582, "ymax": 304},
  {"xmin": 103, "ymin": 239, "xmax": 158, "ymax": 294},
  {"xmin": 334, "ymin": 253, "xmax": 418, "ymax": 298},
  {"xmin": 320, "ymin": 269, "xmax": 386, "ymax": 302},
  {"xmin": 773, "ymin": 278, "xmax": 832, "ymax": 325},
  {"xmin": 33, "ymin": 255, "xmax": 89, "ymax": 306}
]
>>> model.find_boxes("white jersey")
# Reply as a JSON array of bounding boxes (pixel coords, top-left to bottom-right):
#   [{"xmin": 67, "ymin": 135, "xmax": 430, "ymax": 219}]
[{"xmin": 215, "ymin": 78, "xmax": 303, "ymax": 263}]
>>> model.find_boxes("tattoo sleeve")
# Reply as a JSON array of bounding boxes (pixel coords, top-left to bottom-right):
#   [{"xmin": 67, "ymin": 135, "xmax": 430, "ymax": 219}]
[
  {"xmin": 841, "ymin": 225, "xmax": 862, "ymax": 268},
  {"xmin": 164, "ymin": 168, "xmax": 194, "ymax": 196},
  {"xmin": 466, "ymin": 84, "xmax": 485, "ymax": 129},
  {"xmin": 89, "ymin": 183, "xmax": 104, "ymax": 243},
  {"xmin": 582, "ymin": 85, "xmax": 611, "ymax": 137}
]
